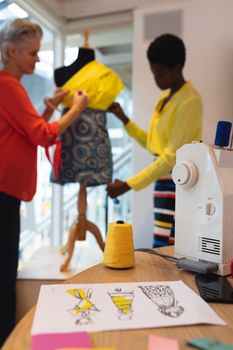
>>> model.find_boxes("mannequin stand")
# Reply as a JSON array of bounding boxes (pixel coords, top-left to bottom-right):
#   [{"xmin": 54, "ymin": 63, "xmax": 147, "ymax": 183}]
[{"xmin": 60, "ymin": 183, "xmax": 105, "ymax": 272}]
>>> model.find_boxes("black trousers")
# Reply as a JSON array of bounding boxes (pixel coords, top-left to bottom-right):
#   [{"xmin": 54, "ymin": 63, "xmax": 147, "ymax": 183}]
[{"xmin": 0, "ymin": 192, "xmax": 21, "ymax": 347}]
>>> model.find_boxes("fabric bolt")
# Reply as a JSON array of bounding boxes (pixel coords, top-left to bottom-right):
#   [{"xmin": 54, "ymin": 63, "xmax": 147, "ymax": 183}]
[
  {"xmin": 51, "ymin": 108, "xmax": 113, "ymax": 187},
  {"xmin": 125, "ymin": 81, "xmax": 203, "ymax": 191},
  {"xmin": 153, "ymin": 174, "xmax": 175, "ymax": 247},
  {"xmin": 0, "ymin": 71, "xmax": 59, "ymax": 201}
]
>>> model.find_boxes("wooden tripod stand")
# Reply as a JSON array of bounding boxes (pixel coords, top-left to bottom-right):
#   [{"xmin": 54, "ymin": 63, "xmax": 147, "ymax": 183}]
[{"xmin": 60, "ymin": 183, "xmax": 105, "ymax": 271}]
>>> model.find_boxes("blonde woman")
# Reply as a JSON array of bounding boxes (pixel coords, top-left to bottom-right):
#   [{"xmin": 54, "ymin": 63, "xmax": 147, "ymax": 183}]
[{"xmin": 0, "ymin": 18, "xmax": 88, "ymax": 345}]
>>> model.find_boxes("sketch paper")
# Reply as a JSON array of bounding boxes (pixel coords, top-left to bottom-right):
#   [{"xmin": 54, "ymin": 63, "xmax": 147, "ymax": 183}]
[{"xmin": 31, "ymin": 281, "xmax": 225, "ymax": 335}]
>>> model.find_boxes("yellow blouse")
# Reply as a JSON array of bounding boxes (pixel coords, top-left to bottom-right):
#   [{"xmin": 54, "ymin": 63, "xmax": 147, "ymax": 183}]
[
  {"xmin": 61, "ymin": 60, "xmax": 124, "ymax": 110},
  {"xmin": 125, "ymin": 82, "xmax": 203, "ymax": 190}
]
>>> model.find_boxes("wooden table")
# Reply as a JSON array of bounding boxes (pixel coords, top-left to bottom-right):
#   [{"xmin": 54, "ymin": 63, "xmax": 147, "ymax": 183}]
[{"xmin": 3, "ymin": 247, "xmax": 233, "ymax": 350}]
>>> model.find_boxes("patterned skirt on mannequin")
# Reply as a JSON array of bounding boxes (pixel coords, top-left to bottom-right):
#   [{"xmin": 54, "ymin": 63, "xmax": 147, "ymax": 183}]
[{"xmin": 50, "ymin": 108, "xmax": 112, "ymax": 187}]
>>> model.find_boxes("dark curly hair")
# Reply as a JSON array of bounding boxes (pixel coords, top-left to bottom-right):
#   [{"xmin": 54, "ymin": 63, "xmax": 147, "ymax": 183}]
[{"xmin": 147, "ymin": 33, "xmax": 186, "ymax": 69}]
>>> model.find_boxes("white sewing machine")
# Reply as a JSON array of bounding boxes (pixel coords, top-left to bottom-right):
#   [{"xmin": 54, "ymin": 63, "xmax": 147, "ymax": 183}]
[{"xmin": 172, "ymin": 141, "xmax": 233, "ymax": 276}]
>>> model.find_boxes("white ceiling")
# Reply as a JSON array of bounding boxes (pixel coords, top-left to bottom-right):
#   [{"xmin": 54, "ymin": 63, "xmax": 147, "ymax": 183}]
[{"xmin": 28, "ymin": 0, "xmax": 152, "ymax": 21}]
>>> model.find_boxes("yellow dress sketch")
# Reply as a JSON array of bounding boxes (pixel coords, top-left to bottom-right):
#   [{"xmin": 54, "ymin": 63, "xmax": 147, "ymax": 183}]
[
  {"xmin": 108, "ymin": 288, "xmax": 134, "ymax": 320},
  {"xmin": 67, "ymin": 288, "xmax": 100, "ymax": 325}
]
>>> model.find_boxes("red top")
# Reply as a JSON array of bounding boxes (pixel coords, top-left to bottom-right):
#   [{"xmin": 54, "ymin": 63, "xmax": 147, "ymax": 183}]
[{"xmin": 0, "ymin": 71, "xmax": 59, "ymax": 201}]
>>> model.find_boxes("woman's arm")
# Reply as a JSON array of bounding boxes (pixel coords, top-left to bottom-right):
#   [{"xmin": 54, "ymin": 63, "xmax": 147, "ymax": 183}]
[
  {"xmin": 1, "ymin": 79, "xmax": 88, "ymax": 147},
  {"xmin": 108, "ymin": 102, "xmax": 148, "ymax": 148},
  {"xmin": 108, "ymin": 102, "xmax": 130, "ymax": 125},
  {"xmin": 106, "ymin": 179, "xmax": 131, "ymax": 198},
  {"xmin": 43, "ymin": 89, "xmax": 88, "ymax": 134},
  {"xmin": 126, "ymin": 98, "xmax": 203, "ymax": 191},
  {"xmin": 57, "ymin": 90, "xmax": 88, "ymax": 135},
  {"xmin": 43, "ymin": 88, "xmax": 69, "ymax": 121}
]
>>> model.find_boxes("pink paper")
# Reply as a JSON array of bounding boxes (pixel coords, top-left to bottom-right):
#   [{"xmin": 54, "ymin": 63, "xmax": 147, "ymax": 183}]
[
  {"xmin": 32, "ymin": 332, "xmax": 91, "ymax": 350},
  {"xmin": 148, "ymin": 335, "xmax": 179, "ymax": 350}
]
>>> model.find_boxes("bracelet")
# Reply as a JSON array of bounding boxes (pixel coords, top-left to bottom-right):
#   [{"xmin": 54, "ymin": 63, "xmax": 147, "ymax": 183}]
[{"xmin": 44, "ymin": 97, "xmax": 62, "ymax": 112}]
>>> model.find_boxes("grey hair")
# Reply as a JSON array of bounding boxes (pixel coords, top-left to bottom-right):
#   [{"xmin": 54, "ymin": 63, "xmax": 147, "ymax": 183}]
[{"xmin": 0, "ymin": 18, "xmax": 43, "ymax": 64}]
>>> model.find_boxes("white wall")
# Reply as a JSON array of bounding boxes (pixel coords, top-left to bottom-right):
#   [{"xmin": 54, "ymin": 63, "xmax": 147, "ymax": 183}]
[
  {"xmin": 183, "ymin": 0, "xmax": 233, "ymax": 143},
  {"xmin": 132, "ymin": 0, "xmax": 233, "ymax": 247},
  {"xmin": 130, "ymin": 7, "xmax": 158, "ymax": 248}
]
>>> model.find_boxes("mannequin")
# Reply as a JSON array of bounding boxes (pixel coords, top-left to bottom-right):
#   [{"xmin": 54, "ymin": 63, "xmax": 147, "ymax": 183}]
[
  {"xmin": 54, "ymin": 29, "xmax": 94, "ymax": 86},
  {"xmin": 54, "ymin": 30, "xmax": 106, "ymax": 272},
  {"xmin": 54, "ymin": 48, "xmax": 95, "ymax": 86},
  {"xmin": 52, "ymin": 28, "xmax": 116, "ymax": 187},
  {"xmin": 54, "ymin": 36, "xmax": 95, "ymax": 87}
]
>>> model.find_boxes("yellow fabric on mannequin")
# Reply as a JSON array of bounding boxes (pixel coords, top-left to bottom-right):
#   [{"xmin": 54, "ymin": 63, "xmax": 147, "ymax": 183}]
[{"xmin": 61, "ymin": 60, "xmax": 124, "ymax": 110}]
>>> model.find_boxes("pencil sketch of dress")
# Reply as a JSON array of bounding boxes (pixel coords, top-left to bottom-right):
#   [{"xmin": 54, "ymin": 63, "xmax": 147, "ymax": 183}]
[{"xmin": 139, "ymin": 285, "xmax": 184, "ymax": 318}]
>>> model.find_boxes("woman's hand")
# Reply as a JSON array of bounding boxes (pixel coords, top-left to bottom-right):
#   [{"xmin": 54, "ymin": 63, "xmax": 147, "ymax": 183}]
[
  {"xmin": 72, "ymin": 89, "xmax": 89, "ymax": 112},
  {"xmin": 106, "ymin": 179, "xmax": 131, "ymax": 198},
  {"xmin": 44, "ymin": 88, "xmax": 69, "ymax": 111},
  {"xmin": 108, "ymin": 102, "xmax": 130, "ymax": 125},
  {"xmin": 57, "ymin": 90, "xmax": 89, "ymax": 135},
  {"xmin": 53, "ymin": 88, "xmax": 69, "ymax": 106}
]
